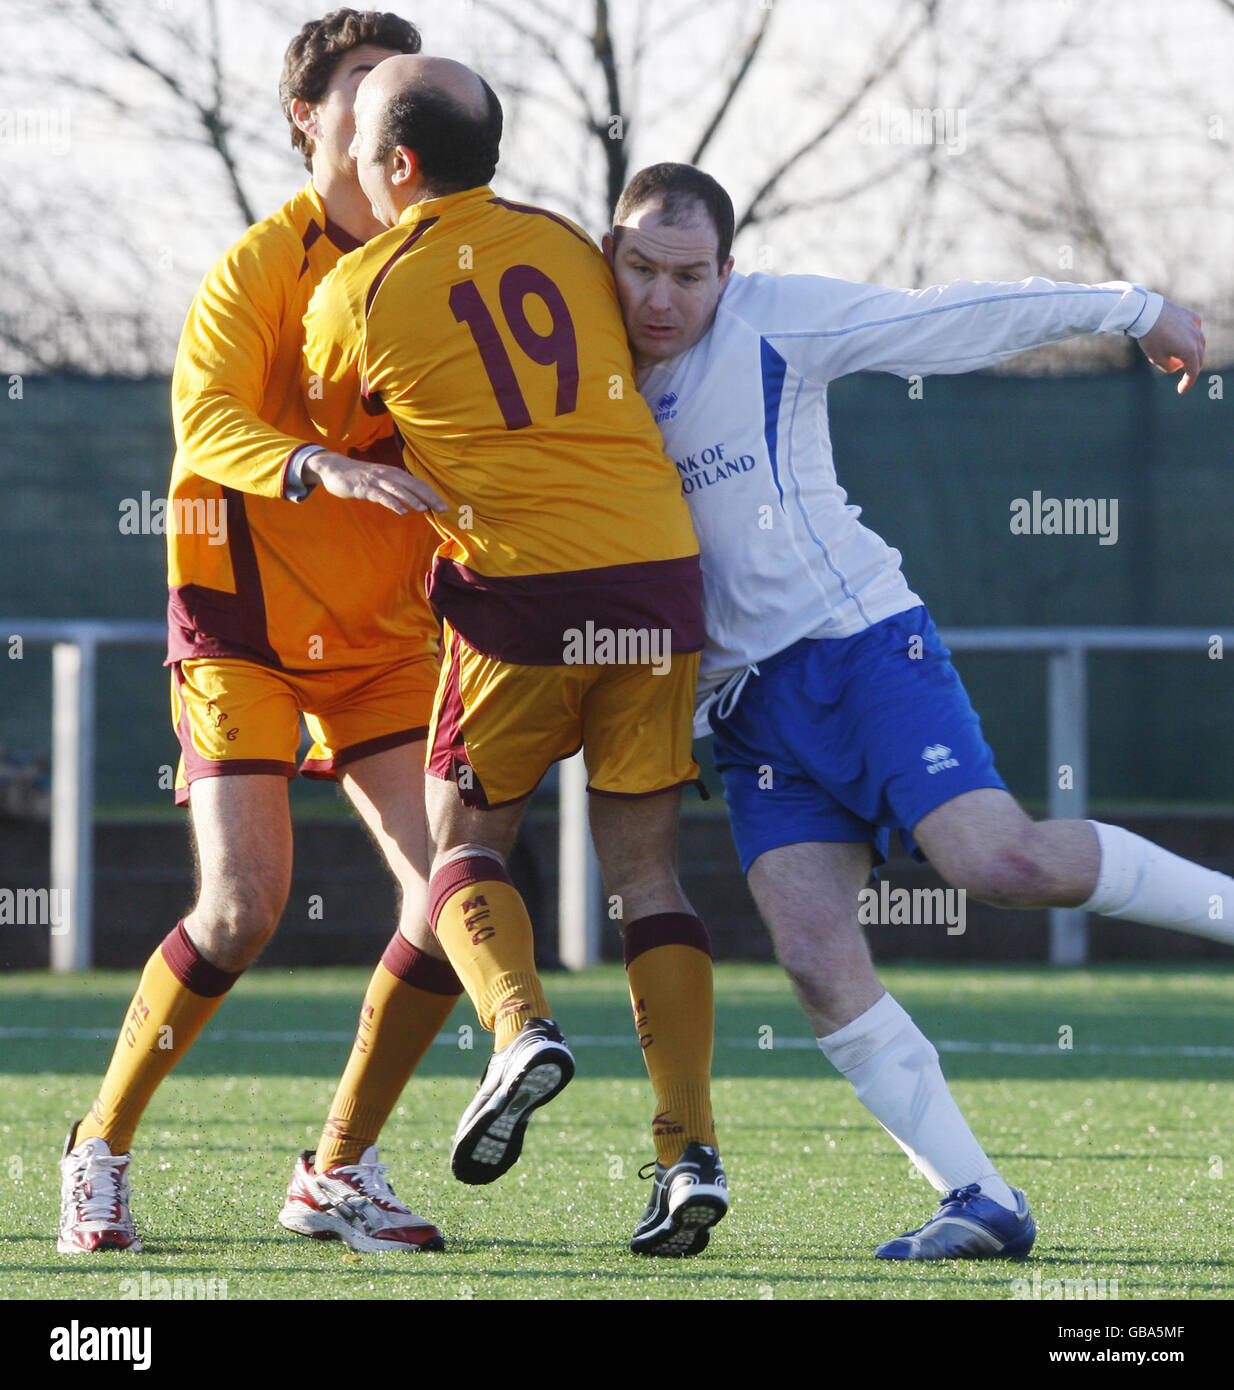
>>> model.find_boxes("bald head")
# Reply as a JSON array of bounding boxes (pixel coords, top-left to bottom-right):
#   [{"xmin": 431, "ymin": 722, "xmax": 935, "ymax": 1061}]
[
  {"xmin": 359, "ymin": 54, "xmax": 490, "ymax": 122},
  {"xmin": 349, "ymin": 52, "xmax": 501, "ymax": 225}
]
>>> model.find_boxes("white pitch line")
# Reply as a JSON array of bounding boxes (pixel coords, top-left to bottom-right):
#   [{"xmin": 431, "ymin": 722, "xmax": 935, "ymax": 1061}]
[{"xmin": 1, "ymin": 1026, "xmax": 1231, "ymax": 1058}]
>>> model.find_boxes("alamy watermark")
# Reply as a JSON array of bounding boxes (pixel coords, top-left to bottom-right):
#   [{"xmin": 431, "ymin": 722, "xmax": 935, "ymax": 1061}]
[
  {"xmin": 1010, "ymin": 492, "xmax": 1118, "ymax": 545},
  {"xmin": 1010, "ymin": 1269, "xmax": 1119, "ymax": 1300},
  {"xmin": 858, "ymin": 880, "xmax": 966, "ymax": 935},
  {"xmin": 0, "ymin": 887, "xmax": 69, "ymax": 934},
  {"xmin": 562, "ymin": 621, "xmax": 672, "ymax": 675},
  {"xmin": 120, "ymin": 1272, "xmax": 228, "ymax": 1301},
  {"xmin": 119, "ymin": 492, "xmax": 228, "ymax": 546},
  {"xmin": 0, "ymin": 107, "xmax": 71, "ymax": 155},
  {"xmin": 857, "ymin": 104, "xmax": 967, "ymax": 156}
]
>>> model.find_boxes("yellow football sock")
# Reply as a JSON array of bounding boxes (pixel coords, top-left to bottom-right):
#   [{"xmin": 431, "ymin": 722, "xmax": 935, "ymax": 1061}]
[
  {"xmin": 624, "ymin": 914, "xmax": 718, "ymax": 1167},
  {"xmin": 314, "ymin": 934, "xmax": 461, "ymax": 1172},
  {"xmin": 429, "ymin": 854, "xmax": 549, "ymax": 1050},
  {"xmin": 75, "ymin": 921, "xmax": 240, "ymax": 1153}
]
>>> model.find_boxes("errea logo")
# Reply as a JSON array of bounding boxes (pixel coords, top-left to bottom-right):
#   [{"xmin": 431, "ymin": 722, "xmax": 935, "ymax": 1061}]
[
  {"xmin": 922, "ymin": 744, "xmax": 959, "ymax": 774},
  {"xmin": 654, "ymin": 391, "xmax": 679, "ymax": 422}
]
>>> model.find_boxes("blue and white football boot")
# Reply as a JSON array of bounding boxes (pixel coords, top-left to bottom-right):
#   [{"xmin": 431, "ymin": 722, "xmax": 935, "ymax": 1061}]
[{"xmin": 875, "ymin": 1183, "xmax": 1035, "ymax": 1259}]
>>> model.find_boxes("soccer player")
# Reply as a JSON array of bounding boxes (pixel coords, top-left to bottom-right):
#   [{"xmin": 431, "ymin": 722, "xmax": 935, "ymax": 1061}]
[
  {"xmin": 604, "ymin": 161, "xmax": 1225, "ymax": 1260},
  {"xmin": 58, "ymin": 10, "xmax": 463, "ymax": 1257},
  {"xmin": 300, "ymin": 57, "xmax": 727, "ymax": 1256}
]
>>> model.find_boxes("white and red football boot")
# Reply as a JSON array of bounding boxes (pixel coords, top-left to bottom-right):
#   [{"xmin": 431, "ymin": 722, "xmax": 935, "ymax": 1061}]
[
  {"xmin": 58, "ymin": 1126, "xmax": 142, "ymax": 1253},
  {"xmin": 278, "ymin": 1146, "xmax": 444, "ymax": 1252}
]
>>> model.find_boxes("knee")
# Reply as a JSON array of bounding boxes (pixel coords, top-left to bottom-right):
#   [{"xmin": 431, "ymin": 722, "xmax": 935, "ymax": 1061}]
[
  {"xmin": 189, "ymin": 880, "xmax": 288, "ymax": 970},
  {"xmin": 947, "ymin": 843, "xmax": 1055, "ymax": 909},
  {"xmin": 775, "ymin": 924, "xmax": 852, "ymax": 1005}
]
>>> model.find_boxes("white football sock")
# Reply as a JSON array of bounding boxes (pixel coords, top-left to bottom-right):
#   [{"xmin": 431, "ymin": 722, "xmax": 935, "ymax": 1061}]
[
  {"xmin": 818, "ymin": 992, "xmax": 1017, "ymax": 1210},
  {"xmin": 1081, "ymin": 821, "xmax": 1234, "ymax": 945}
]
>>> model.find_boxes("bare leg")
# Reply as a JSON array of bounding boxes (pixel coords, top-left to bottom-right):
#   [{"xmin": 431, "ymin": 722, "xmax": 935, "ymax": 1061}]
[
  {"xmin": 183, "ymin": 774, "xmax": 293, "ymax": 969},
  {"xmin": 339, "ymin": 739, "xmax": 444, "ymax": 959},
  {"xmin": 746, "ymin": 840, "xmax": 883, "ymax": 1037}
]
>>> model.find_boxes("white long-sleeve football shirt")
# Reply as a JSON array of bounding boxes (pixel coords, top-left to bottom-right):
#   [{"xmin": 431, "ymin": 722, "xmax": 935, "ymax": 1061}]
[{"xmin": 635, "ymin": 271, "xmax": 1163, "ymax": 735}]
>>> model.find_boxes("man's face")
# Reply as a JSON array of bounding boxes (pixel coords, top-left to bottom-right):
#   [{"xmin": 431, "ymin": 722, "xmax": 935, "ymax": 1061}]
[
  {"xmin": 310, "ymin": 43, "xmax": 403, "ymax": 177},
  {"xmin": 606, "ymin": 204, "xmax": 734, "ymax": 367},
  {"xmin": 348, "ymin": 69, "xmax": 405, "ymax": 226}
]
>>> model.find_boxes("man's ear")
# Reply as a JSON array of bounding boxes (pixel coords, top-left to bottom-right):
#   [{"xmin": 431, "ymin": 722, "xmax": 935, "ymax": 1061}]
[
  {"xmin": 289, "ymin": 96, "xmax": 320, "ymax": 142},
  {"xmin": 719, "ymin": 253, "xmax": 735, "ymax": 286},
  {"xmin": 601, "ymin": 231, "xmax": 614, "ymax": 265},
  {"xmin": 391, "ymin": 145, "xmax": 419, "ymax": 187}
]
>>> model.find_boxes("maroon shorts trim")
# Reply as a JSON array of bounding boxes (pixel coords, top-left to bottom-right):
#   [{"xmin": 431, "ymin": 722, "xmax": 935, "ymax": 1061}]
[
  {"xmin": 299, "ymin": 725, "xmax": 430, "ymax": 781},
  {"xmin": 423, "ymin": 767, "xmax": 536, "ymax": 812},
  {"xmin": 174, "ymin": 758, "xmax": 297, "ymax": 807},
  {"xmin": 623, "ymin": 912, "xmax": 713, "ymax": 967}
]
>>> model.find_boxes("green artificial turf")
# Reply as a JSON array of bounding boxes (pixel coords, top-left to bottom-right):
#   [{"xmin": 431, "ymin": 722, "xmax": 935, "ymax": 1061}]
[{"xmin": 1, "ymin": 963, "xmax": 1230, "ymax": 1301}]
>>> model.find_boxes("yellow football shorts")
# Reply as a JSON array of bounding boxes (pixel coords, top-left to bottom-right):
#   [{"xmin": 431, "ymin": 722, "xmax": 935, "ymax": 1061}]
[
  {"xmin": 425, "ymin": 623, "xmax": 700, "ymax": 808},
  {"xmin": 170, "ymin": 654, "xmax": 440, "ymax": 805}
]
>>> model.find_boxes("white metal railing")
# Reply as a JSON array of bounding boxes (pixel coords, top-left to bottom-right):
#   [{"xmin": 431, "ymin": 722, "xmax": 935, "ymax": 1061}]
[{"xmin": 2, "ymin": 621, "xmax": 1230, "ymax": 971}]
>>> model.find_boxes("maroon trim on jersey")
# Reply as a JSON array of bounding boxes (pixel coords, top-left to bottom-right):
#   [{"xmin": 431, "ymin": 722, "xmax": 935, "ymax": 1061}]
[
  {"xmin": 166, "ymin": 489, "xmax": 282, "ymax": 668},
  {"xmin": 622, "ymin": 913, "xmax": 712, "ymax": 967},
  {"xmin": 487, "ymin": 197, "xmax": 592, "ymax": 246},
  {"xmin": 160, "ymin": 920, "xmax": 244, "ymax": 997},
  {"xmin": 426, "ymin": 553, "xmax": 705, "ymax": 666},
  {"xmin": 380, "ymin": 931, "xmax": 464, "ymax": 995},
  {"xmin": 364, "ymin": 216, "xmax": 440, "ymax": 316},
  {"xmin": 299, "ymin": 725, "xmax": 429, "ymax": 780},
  {"xmin": 323, "ymin": 215, "xmax": 363, "ymax": 254},
  {"xmin": 352, "ymin": 430, "xmax": 403, "ymax": 467},
  {"xmin": 427, "ymin": 853, "xmax": 514, "ymax": 932}
]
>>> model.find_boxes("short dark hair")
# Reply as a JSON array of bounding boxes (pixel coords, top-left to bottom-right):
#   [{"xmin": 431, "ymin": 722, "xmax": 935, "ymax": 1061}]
[
  {"xmin": 280, "ymin": 9, "xmax": 422, "ymax": 171},
  {"xmin": 375, "ymin": 78, "xmax": 502, "ymax": 196},
  {"xmin": 613, "ymin": 163, "xmax": 735, "ymax": 269}
]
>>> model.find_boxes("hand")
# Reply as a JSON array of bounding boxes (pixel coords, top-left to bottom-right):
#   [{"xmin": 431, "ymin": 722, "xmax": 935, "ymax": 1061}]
[
  {"xmin": 1137, "ymin": 298, "xmax": 1205, "ymax": 394},
  {"xmin": 303, "ymin": 451, "xmax": 448, "ymax": 515}
]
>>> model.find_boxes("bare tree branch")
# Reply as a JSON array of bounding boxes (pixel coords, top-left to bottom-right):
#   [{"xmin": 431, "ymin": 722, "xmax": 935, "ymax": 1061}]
[
  {"xmin": 1029, "ymin": 85, "xmax": 1126, "ymax": 280},
  {"xmin": 735, "ymin": 0, "xmax": 938, "ymax": 235},
  {"xmin": 83, "ymin": 0, "xmax": 258, "ymax": 224},
  {"xmin": 591, "ymin": 0, "xmax": 628, "ymax": 214},
  {"xmin": 472, "ymin": 0, "xmax": 598, "ymax": 120},
  {"xmin": 688, "ymin": 6, "xmax": 774, "ymax": 166},
  {"xmin": 754, "ymin": 147, "xmax": 922, "ymax": 223}
]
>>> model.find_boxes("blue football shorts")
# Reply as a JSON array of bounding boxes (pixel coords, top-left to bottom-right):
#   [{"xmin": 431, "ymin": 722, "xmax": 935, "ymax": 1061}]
[{"xmin": 710, "ymin": 605, "xmax": 1007, "ymax": 874}]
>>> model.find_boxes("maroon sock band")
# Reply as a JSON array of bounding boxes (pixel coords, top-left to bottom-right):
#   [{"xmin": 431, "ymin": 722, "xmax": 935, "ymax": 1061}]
[
  {"xmin": 159, "ymin": 920, "xmax": 243, "ymax": 998},
  {"xmin": 623, "ymin": 912, "xmax": 712, "ymax": 967},
  {"xmin": 427, "ymin": 854, "xmax": 514, "ymax": 932},
  {"xmin": 380, "ymin": 930, "xmax": 464, "ymax": 996}
]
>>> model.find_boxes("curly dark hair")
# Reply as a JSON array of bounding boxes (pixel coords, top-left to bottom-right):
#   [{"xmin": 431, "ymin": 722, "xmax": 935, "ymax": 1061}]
[{"xmin": 280, "ymin": 9, "xmax": 422, "ymax": 170}]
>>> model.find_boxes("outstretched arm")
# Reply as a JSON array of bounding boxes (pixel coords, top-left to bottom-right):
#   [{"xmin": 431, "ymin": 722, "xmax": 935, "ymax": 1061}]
[{"xmin": 746, "ymin": 273, "xmax": 1200, "ymax": 389}]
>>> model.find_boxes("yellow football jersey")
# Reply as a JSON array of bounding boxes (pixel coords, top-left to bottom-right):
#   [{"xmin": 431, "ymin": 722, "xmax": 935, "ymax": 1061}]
[
  {"xmin": 302, "ymin": 186, "xmax": 703, "ymax": 664},
  {"xmin": 167, "ymin": 182, "xmax": 439, "ymax": 671}
]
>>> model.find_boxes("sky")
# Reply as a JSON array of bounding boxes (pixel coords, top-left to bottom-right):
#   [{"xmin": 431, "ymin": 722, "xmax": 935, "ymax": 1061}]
[{"xmin": 1, "ymin": 0, "xmax": 1231, "ymax": 371}]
